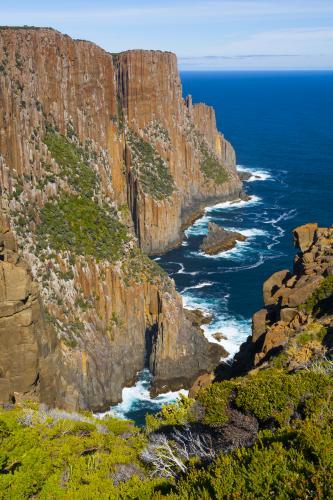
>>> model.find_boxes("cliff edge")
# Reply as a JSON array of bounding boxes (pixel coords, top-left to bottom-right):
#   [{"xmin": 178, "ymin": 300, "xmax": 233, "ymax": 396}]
[{"xmin": 0, "ymin": 27, "xmax": 240, "ymax": 410}]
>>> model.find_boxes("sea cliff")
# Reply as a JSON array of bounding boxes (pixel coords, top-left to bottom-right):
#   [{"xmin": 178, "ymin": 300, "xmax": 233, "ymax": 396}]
[{"xmin": 0, "ymin": 27, "xmax": 241, "ymax": 410}]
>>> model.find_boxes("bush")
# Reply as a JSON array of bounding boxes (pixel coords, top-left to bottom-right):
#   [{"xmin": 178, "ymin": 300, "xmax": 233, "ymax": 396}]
[
  {"xmin": 234, "ymin": 369, "xmax": 329, "ymax": 425},
  {"xmin": 44, "ymin": 131, "xmax": 99, "ymax": 198},
  {"xmin": 199, "ymin": 139, "xmax": 228, "ymax": 185},
  {"xmin": 302, "ymin": 275, "xmax": 333, "ymax": 315},
  {"xmin": 145, "ymin": 395, "xmax": 195, "ymax": 433},
  {"xmin": 196, "ymin": 381, "xmax": 233, "ymax": 426},
  {"xmin": 126, "ymin": 130, "xmax": 174, "ymax": 200},
  {"xmin": 37, "ymin": 195, "xmax": 129, "ymax": 261}
]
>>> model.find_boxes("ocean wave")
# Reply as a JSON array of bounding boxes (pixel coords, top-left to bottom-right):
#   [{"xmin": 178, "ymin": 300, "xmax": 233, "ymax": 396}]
[
  {"xmin": 184, "ymin": 215, "xmax": 210, "ymax": 237},
  {"xmin": 237, "ymin": 165, "xmax": 272, "ymax": 182},
  {"xmin": 225, "ymin": 227, "xmax": 268, "ymax": 238},
  {"xmin": 181, "ymin": 290, "xmax": 251, "ymax": 358},
  {"xmin": 264, "ymin": 208, "xmax": 297, "ymax": 250},
  {"xmin": 206, "ymin": 195, "xmax": 262, "ymax": 213},
  {"xmin": 181, "ymin": 293, "xmax": 215, "ymax": 312},
  {"xmin": 185, "ymin": 196, "xmax": 263, "ymax": 238},
  {"xmin": 202, "ymin": 316, "xmax": 252, "ymax": 358},
  {"xmin": 101, "ymin": 369, "xmax": 188, "ymax": 421},
  {"xmin": 182, "ymin": 281, "xmax": 214, "ymax": 293},
  {"xmin": 263, "ymin": 208, "xmax": 297, "ymax": 226}
]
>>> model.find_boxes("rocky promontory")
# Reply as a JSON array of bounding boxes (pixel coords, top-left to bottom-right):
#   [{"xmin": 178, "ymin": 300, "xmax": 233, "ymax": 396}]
[
  {"xmin": 0, "ymin": 27, "xmax": 242, "ymax": 410},
  {"xmin": 222, "ymin": 223, "xmax": 333, "ymax": 376},
  {"xmin": 200, "ymin": 222, "xmax": 246, "ymax": 255}
]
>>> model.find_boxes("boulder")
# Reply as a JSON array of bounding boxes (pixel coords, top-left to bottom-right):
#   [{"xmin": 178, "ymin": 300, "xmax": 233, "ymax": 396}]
[
  {"xmin": 293, "ymin": 223, "xmax": 318, "ymax": 252},
  {"xmin": 261, "ymin": 323, "xmax": 290, "ymax": 357},
  {"xmin": 263, "ymin": 269, "xmax": 291, "ymax": 306},
  {"xmin": 286, "ymin": 275, "xmax": 324, "ymax": 308},
  {"xmin": 200, "ymin": 222, "xmax": 246, "ymax": 255},
  {"xmin": 280, "ymin": 307, "xmax": 298, "ymax": 324},
  {"xmin": 189, "ymin": 372, "xmax": 214, "ymax": 398},
  {"xmin": 0, "ymin": 262, "xmax": 32, "ymax": 302},
  {"xmin": 237, "ymin": 170, "xmax": 252, "ymax": 181},
  {"xmin": 252, "ymin": 309, "xmax": 268, "ymax": 343}
]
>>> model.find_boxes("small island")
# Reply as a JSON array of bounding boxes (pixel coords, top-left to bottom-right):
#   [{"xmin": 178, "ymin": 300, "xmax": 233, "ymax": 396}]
[{"xmin": 200, "ymin": 222, "xmax": 247, "ymax": 255}]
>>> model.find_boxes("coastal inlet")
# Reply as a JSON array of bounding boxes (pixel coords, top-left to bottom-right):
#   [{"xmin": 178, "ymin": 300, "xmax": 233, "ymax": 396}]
[{"xmin": 107, "ymin": 165, "xmax": 295, "ymax": 424}]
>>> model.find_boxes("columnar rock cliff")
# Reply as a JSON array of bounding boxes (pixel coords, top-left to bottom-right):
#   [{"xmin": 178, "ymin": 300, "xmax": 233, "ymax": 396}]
[{"xmin": 0, "ymin": 27, "xmax": 240, "ymax": 410}]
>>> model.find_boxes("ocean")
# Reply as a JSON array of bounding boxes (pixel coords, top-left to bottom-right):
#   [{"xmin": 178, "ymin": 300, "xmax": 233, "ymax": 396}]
[{"xmin": 107, "ymin": 71, "xmax": 333, "ymax": 425}]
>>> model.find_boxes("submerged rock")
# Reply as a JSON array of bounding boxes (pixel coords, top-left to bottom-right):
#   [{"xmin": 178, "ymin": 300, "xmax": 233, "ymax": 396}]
[
  {"xmin": 237, "ymin": 170, "xmax": 252, "ymax": 181},
  {"xmin": 212, "ymin": 331, "xmax": 227, "ymax": 342},
  {"xmin": 200, "ymin": 222, "xmax": 247, "ymax": 255}
]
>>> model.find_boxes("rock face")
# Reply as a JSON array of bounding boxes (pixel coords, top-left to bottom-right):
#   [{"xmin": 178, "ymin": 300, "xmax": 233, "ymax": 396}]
[
  {"xmin": 234, "ymin": 224, "xmax": 333, "ymax": 371},
  {"xmin": 200, "ymin": 222, "xmax": 246, "ymax": 255},
  {"xmin": 0, "ymin": 28, "xmax": 241, "ymax": 409}
]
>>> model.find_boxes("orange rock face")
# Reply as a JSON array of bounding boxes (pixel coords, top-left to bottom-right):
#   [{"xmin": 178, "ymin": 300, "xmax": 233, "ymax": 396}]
[{"xmin": 0, "ymin": 28, "xmax": 239, "ymax": 410}]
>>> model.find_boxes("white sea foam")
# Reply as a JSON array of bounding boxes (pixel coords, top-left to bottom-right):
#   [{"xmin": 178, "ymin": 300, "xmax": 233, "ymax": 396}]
[
  {"xmin": 181, "ymin": 292, "xmax": 213, "ymax": 312},
  {"xmin": 181, "ymin": 290, "xmax": 251, "ymax": 358},
  {"xmin": 237, "ymin": 165, "xmax": 272, "ymax": 182},
  {"xmin": 225, "ymin": 227, "xmax": 268, "ymax": 238},
  {"xmin": 182, "ymin": 282, "xmax": 214, "ymax": 293},
  {"xmin": 184, "ymin": 215, "xmax": 210, "ymax": 237},
  {"xmin": 185, "ymin": 196, "xmax": 262, "ymax": 238},
  {"xmin": 101, "ymin": 369, "xmax": 188, "ymax": 421},
  {"xmin": 202, "ymin": 317, "xmax": 251, "ymax": 358},
  {"xmin": 264, "ymin": 208, "xmax": 297, "ymax": 250}
]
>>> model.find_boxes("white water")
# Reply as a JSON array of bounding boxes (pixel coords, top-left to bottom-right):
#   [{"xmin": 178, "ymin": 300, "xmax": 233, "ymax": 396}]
[
  {"xmin": 103, "ymin": 173, "xmax": 270, "ymax": 422},
  {"xmin": 101, "ymin": 369, "xmax": 188, "ymax": 422},
  {"xmin": 237, "ymin": 165, "xmax": 273, "ymax": 182},
  {"xmin": 181, "ymin": 288, "xmax": 251, "ymax": 358},
  {"xmin": 185, "ymin": 195, "xmax": 263, "ymax": 238}
]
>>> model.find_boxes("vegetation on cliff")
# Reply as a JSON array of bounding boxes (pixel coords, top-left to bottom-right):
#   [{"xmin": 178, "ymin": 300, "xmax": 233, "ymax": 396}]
[
  {"xmin": 1, "ymin": 354, "xmax": 331, "ymax": 498},
  {"xmin": 0, "ymin": 405, "xmax": 167, "ymax": 499},
  {"xmin": 1, "ymin": 222, "xmax": 333, "ymax": 497},
  {"xmin": 37, "ymin": 196, "xmax": 129, "ymax": 262},
  {"xmin": 199, "ymin": 139, "xmax": 229, "ymax": 185},
  {"xmin": 302, "ymin": 275, "xmax": 333, "ymax": 315},
  {"xmin": 43, "ymin": 131, "xmax": 99, "ymax": 198},
  {"xmin": 126, "ymin": 130, "xmax": 175, "ymax": 200}
]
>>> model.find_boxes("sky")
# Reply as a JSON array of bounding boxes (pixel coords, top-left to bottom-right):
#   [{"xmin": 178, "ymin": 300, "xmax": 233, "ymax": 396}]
[{"xmin": 1, "ymin": 0, "xmax": 333, "ymax": 70}]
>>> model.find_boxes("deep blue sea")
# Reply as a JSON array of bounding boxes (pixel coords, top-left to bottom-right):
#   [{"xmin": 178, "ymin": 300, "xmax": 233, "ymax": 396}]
[{"xmin": 107, "ymin": 71, "xmax": 333, "ymax": 425}]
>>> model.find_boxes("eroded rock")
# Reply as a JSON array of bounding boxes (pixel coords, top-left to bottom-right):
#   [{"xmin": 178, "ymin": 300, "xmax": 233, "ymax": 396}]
[{"xmin": 200, "ymin": 222, "xmax": 246, "ymax": 255}]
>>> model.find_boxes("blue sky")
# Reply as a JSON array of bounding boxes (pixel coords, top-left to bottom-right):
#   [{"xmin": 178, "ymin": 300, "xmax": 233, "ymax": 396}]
[{"xmin": 2, "ymin": 0, "xmax": 333, "ymax": 70}]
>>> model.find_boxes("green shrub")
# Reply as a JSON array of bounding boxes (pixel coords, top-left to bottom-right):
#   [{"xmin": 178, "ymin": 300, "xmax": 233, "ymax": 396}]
[
  {"xmin": 234, "ymin": 369, "xmax": 329, "ymax": 425},
  {"xmin": 196, "ymin": 381, "xmax": 233, "ymax": 426},
  {"xmin": 198, "ymin": 139, "xmax": 228, "ymax": 185},
  {"xmin": 122, "ymin": 246, "xmax": 167, "ymax": 285},
  {"xmin": 44, "ymin": 131, "xmax": 98, "ymax": 198},
  {"xmin": 145, "ymin": 395, "xmax": 195, "ymax": 433},
  {"xmin": 302, "ymin": 275, "xmax": 333, "ymax": 315},
  {"xmin": 127, "ymin": 130, "xmax": 174, "ymax": 200},
  {"xmin": 36, "ymin": 195, "xmax": 129, "ymax": 261},
  {"xmin": 200, "ymin": 154, "xmax": 229, "ymax": 185}
]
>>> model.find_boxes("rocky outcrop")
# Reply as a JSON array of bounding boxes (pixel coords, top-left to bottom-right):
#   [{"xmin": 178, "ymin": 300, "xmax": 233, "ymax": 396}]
[
  {"xmin": 231, "ymin": 224, "xmax": 333, "ymax": 373},
  {"xmin": 0, "ymin": 27, "xmax": 240, "ymax": 410},
  {"xmin": 0, "ymin": 217, "xmax": 56, "ymax": 405},
  {"xmin": 200, "ymin": 222, "xmax": 246, "ymax": 255}
]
